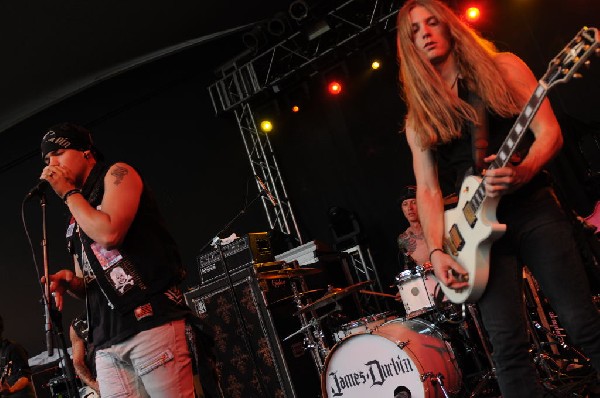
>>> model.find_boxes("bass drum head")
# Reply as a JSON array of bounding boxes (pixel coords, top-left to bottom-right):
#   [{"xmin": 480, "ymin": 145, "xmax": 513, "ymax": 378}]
[{"xmin": 321, "ymin": 318, "xmax": 462, "ymax": 398}]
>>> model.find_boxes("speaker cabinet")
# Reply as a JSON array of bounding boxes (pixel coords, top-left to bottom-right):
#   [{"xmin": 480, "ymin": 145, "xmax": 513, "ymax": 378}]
[{"xmin": 185, "ymin": 265, "xmax": 320, "ymax": 398}]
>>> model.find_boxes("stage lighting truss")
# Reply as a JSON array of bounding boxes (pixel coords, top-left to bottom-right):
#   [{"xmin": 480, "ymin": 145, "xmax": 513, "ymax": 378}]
[
  {"xmin": 207, "ymin": 0, "xmax": 401, "ymax": 247},
  {"xmin": 208, "ymin": 0, "xmax": 401, "ymax": 114}
]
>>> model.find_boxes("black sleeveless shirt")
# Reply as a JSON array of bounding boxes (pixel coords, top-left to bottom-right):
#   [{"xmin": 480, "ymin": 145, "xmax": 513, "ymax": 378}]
[
  {"xmin": 66, "ymin": 163, "xmax": 189, "ymax": 349},
  {"xmin": 435, "ymin": 79, "xmax": 548, "ymax": 205}
]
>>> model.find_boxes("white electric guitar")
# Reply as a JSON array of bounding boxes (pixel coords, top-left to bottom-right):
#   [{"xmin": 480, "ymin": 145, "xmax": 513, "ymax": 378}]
[{"xmin": 441, "ymin": 26, "xmax": 600, "ymax": 303}]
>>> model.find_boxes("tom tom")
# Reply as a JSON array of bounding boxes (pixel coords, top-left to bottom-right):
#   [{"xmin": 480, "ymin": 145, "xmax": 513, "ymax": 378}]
[
  {"xmin": 321, "ymin": 317, "xmax": 462, "ymax": 397},
  {"xmin": 396, "ymin": 263, "xmax": 446, "ymax": 318}
]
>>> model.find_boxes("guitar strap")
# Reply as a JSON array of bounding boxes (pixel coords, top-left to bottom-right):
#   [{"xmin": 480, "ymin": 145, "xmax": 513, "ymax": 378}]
[{"xmin": 468, "ymin": 90, "xmax": 489, "ymax": 175}]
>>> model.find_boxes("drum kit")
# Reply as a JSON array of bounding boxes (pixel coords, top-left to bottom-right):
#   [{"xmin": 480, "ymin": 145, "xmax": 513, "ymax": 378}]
[
  {"xmin": 257, "ymin": 263, "xmax": 498, "ymax": 398},
  {"xmin": 259, "ymin": 263, "xmax": 596, "ymax": 397}
]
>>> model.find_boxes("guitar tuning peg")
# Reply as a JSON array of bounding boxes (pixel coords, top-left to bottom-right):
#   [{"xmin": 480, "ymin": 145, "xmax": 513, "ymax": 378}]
[
  {"xmin": 584, "ymin": 60, "xmax": 591, "ymax": 68},
  {"xmin": 573, "ymin": 73, "xmax": 583, "ymax": 79}
]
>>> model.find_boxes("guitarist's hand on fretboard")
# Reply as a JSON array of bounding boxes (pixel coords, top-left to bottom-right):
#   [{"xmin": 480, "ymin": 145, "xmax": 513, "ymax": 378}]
[
  {"xmin": 483, "ymin": 154, "xmax": 528, "ymax": 198},
  {"xmin": 430, "ymin": 250, "xmax": 470, "ymax": 291}
]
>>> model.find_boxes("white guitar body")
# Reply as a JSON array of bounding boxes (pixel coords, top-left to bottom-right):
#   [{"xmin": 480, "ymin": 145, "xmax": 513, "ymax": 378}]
[{"xmin": 442, "ymin": 175, "xmax": 506, "ymax": 303}]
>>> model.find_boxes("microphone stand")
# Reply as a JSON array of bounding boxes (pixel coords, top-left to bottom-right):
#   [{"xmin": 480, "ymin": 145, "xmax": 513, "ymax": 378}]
[
  {"xmin": 37, "ymin": 193, "xmax": 79, "ymax": 397},
  {"xmin": 40, "ymin": 192, "xmax": 53, "ymax": 358},
  {"xmin": 199, "ymin": 191, "xmax": 273, "ymax": 396}
]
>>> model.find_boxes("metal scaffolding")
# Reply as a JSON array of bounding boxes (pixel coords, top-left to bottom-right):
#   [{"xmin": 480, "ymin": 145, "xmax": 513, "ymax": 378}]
[{"xmin": 207, "ymin": 0, "xmax": 401, "ymax": 246}]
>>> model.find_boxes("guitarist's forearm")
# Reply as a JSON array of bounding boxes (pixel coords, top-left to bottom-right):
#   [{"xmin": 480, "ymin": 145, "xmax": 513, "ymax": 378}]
[
  {"xmin": 517, "ymin": 125, "xmax": 562, "ymax": 184},
  {"xmin": 416, "ymin": 185, "xmax": 445, "ymax": 253}
]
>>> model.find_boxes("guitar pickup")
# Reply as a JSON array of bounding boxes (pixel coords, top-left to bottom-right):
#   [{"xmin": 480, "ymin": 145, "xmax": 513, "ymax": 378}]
[
  {"xmin": 462, "ymin": 200, "xmax": 478, "ymax": 228},
  {"xmin": 447, "ymin": 224, "xmax": 465, "ymax": 255}
]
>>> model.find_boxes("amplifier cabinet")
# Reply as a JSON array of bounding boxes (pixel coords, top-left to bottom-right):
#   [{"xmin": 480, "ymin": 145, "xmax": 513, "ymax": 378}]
[
  {"xmin": 185, "ymin": 266, "xmax": 297, "ymax": 398},
  {"xmin": 196, "ymin": 233, "xmax": 274, "ymax": 284}
]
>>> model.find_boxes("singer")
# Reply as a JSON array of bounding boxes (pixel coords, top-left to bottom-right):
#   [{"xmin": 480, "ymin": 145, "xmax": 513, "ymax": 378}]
[{"xmin": 38, "ymin": 123, "xmax": 208, "ymax": 397}]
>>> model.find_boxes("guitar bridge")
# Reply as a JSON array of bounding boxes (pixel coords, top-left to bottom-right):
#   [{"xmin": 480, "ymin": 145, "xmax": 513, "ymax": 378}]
[{"xmin": 462, "ymin": 200, "xmax": 477, "ymax": 228}]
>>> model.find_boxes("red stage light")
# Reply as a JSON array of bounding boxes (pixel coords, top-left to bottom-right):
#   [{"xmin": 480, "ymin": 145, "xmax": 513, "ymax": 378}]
[
  {"xmin": 465, "ymin": 6, "xmax": 481, "ymax": 22},
  {"xmin": 292, "ymin": 105, "xmax": 300, "ymax": 113},
  {"xmin": 328, "ymin": 81, "xmax": 342, "ymax": 95}
]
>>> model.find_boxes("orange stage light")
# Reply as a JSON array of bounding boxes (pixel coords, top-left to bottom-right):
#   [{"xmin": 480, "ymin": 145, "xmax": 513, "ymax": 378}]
[{"xmin": 328, "ymin": 81, "xmax": 342, "ymax": 95}]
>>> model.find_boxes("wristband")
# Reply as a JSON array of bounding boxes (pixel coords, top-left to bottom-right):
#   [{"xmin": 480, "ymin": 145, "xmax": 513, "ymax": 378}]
[
  {"xmin": 429, "ymin": 248, "xmax": 445, "ymax": 262},
  {"xmin": 62, "ymin": 189, "xmax": 82, "ymax": 203}
]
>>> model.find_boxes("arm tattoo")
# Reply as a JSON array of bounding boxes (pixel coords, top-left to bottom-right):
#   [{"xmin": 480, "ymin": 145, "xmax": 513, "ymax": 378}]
[{"xmin": 111, "ymin": 166, "xmax": 128, "ymax": 185}]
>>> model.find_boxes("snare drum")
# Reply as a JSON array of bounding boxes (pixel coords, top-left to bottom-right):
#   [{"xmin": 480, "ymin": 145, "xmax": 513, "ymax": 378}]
[
  {"xmin": 332, "ymin": 311, "xmax": 397, "ymax": 342},
  {"xmin": 322, "ymin": 318, "xmax": 462, "ymax": 397},
  {"xmin": 396, "ymin": 263, "xmax": 446, "ymax": 318}
]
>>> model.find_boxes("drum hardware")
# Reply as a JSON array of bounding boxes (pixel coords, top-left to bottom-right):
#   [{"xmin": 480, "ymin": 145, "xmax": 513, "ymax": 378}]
[
  {"xmin": 461, "ymin": 304, "xmax": 499, "ymax": 398},
  {"xmin": 522, "ymin": 267, "xmax": 598, "ymax": 396},
  {"xmin": 283, "ymin": 306, "xmax": 341, "ymax": 342},
  {"xmin": 358, "ymin": 289, "xmax": 398, "ymax": 299},
  {"xmin": 421, "ymin": 373, "xmax": 451, "ymax": 398},
  {"xmin": 268, "ymin": 288, "xmax": 324, "ymax": 306},
  {"xmin": 295, "ymin": 280, "xmax": 374, "ymax": 315},
  {"xmin": 331, "ymin": 311, "xmax": 398, "ymax": 343},
  {"xmin": 286, "ymin": 279, "xmax": 331, "ymax": 374},
  {"xmin": 256, "ymin": 266, "xmax": 322, "ymax": 279}
]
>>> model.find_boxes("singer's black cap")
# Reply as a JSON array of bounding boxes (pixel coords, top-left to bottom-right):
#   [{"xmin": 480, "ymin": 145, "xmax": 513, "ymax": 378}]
[{"xmin": 41, "ymin": 122, "xmax": 103, "ymax": 161}]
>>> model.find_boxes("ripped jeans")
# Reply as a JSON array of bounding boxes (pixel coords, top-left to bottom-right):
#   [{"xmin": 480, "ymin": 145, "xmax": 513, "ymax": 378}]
[{"xmin": 95, "ymin": 319, "xmax": 194, "ymax": 398}]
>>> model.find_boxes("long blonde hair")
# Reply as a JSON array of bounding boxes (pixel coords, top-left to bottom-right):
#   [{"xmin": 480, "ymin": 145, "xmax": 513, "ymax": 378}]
[{"xmin": 397, "ymin": 0, "xmax": 521, "ymax": 149}]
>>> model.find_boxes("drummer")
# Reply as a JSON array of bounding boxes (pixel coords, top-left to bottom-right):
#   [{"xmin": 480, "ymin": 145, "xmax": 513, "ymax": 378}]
[{"xmin": 397, "ymin": 185, "xmax": 429, "ymax": 269}]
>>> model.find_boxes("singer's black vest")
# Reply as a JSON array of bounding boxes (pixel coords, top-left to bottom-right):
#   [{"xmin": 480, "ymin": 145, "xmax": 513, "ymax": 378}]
[{"xmin": 69, "ymin": 162, "xmax": 186, "ymax": 314}]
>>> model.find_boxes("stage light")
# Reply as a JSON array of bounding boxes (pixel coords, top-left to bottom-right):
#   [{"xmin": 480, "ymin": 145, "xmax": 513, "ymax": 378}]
[
  {"xmin": 328, "ymin": 81, "xmax": 342, "ymax": 95},
  {"xmin": 371, "ymin": 60, "xmax": 381, "ymax": 70},
  {"xmin": 292, "ymin": 105, "xmax": 300, "ymax": 113},
  {"xmin": 289, "ymin": 0, "xmax": 308, "ymax": 22},
  {"xmin": 260, "ymin": 120, "xmax": 273, "ymax": 132},
  {"xmin": 465, "ymin": 6, "xmax": 481, "ymax": 22}
]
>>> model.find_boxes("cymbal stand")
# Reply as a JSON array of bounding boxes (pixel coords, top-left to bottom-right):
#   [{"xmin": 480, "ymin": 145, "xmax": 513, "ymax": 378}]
[
  {"xmin": 465, "ymin": 304, "xmax": 497, "ymax": 398},
  {"xmin": 289, "ymin": 280, "xmax": 328, "ymax": 373}
]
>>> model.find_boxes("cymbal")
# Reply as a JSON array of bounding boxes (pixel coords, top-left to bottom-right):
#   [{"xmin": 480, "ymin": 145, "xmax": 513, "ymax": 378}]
[
  {"xmin": 295, "ymin": 280, "xmax": 374, "ymax": 314},
  {"xmin": 254, "ymin": 261, "xmax": 287, "ymax": 268},
  {"xmin": 269, "ymin": 289, "xmax": 325, "ymax": 306},
  {"xmin": 257, "ymin": 267, "xmax": 321, "ymax": 280}
]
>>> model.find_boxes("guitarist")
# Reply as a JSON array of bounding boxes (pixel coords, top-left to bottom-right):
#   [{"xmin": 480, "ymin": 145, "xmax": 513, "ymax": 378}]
[
  {"xmin": 396, "ymin": 1, "xmax": 600, "ymax": 397},
  {"xmin": 0, "ymin": 316, "xmax": 36, "ymax": 397}
]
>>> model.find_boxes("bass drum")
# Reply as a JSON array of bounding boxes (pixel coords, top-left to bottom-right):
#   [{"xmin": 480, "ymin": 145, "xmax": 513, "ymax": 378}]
[{"xmin": 321, "ymin": 318, "xmax": 462, "ymax": 398}]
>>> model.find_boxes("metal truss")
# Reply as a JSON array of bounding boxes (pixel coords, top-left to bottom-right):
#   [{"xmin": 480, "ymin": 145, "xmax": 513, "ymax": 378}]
[
  {"xmin": 207, "ymin": 0, "xmax": 401, "ymax": 247},
  {"xmin": 208, "ymin": 0, "xmax": 401, "ymax": 114},
  {"xmin": 343, "ymin": 244, "xmax": 386, "ymax": 313},
  {"xmin": 234, "ymin": 102, "xmax": 303, "ymax": 244}
]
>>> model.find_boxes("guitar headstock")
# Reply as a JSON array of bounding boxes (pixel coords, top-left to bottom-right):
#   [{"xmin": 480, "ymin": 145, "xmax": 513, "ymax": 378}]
[{"xmin": 542, "ymin": 26, "xmax": 599, "ymax": 88}]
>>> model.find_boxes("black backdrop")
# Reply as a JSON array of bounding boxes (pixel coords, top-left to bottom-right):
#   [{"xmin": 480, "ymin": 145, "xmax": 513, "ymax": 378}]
[{"xmin": 1, "ymin": 0, "xmax": 599, "ymax": 359}]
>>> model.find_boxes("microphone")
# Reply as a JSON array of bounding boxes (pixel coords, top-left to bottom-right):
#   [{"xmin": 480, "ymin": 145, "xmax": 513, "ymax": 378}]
[
  {"xmin": 255, "ymin": 175, "xmax": 278, "ymax": 206},
  {"xmin": 25, "ymin": 180, "xmax": 49, "ymax": 200}
]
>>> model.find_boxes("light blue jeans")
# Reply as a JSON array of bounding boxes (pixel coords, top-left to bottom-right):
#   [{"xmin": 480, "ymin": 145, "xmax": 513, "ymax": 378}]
[{"xmin": 95, "ymin": 319, "xmax": 194, "ymax": 398}]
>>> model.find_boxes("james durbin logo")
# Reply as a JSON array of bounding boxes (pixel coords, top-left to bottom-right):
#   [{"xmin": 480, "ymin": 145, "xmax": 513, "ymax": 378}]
[{"xmin": 327, "ymin": 355, "xmax": 415, "ymax": 396}]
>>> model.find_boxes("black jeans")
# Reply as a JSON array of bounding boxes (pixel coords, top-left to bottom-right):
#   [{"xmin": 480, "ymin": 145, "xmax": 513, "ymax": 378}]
[{"xmin": 478, "ymin": 187, "xmax": 600, "ymax": 398}]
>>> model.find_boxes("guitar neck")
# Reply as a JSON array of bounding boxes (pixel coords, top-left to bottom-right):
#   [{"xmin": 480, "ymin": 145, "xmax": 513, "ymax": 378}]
[{"xmin": 470, "ymin": 82, "xmax": 549, "ymax": 212}]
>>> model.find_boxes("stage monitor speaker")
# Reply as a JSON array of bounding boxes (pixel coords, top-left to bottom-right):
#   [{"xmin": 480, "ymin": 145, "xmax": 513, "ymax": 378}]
[{"xmin": 185, "ymin": 265, "xmax": 320, "ymax": 398}]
